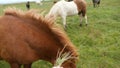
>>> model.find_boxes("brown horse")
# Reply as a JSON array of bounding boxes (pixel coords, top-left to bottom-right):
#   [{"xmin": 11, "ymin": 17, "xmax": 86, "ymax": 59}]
[{"xmin": 0, "ymin": 8, "xmax": 78, "ymax": 68}]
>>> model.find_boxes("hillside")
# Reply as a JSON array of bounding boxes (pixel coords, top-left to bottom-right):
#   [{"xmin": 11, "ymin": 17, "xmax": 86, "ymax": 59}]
[{"xmin": 0, "ymin": 0, "xmax": 120, "ymax": 68}]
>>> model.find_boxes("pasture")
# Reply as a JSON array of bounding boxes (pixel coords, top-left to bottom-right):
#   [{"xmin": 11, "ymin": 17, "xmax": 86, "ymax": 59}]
[{"xmin": 0, "ymin": 0, "xmax": 120, "ymax": 68}]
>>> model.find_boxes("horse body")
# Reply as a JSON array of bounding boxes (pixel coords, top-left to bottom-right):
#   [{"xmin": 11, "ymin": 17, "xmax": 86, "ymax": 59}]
[
  {"xmin": 0, "ymin": 8, "xmax": 78, "ymax": 68},
  {"xmin": 47, "ymin": 1, "xmax": 78, "ymax": 16},
  {"xmin": 92, "ymin": 0, "xmax": 100, "ymax": 7},
  {"xmin": 63, "ymin": 2, "xmax": 78, "ymax": 16},
  {"xmin": 46, "ymin": 0, "xmax": 87, "ymax": 29}
]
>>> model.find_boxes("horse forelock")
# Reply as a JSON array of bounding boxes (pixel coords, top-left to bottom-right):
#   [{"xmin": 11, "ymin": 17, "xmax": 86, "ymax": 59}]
[{"xmin": 4, "ymin": 8, "xmax": 78, "ymax": 60}]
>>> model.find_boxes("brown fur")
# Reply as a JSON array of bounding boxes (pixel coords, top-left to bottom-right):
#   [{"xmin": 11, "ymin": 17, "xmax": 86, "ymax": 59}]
[
  {"xmin": 74, "ymin": 0, "xmax": 87, "ymax": 16},
  {"xmin": 0, "ymin": 8, "xmax": 78, "ymax": 68}
]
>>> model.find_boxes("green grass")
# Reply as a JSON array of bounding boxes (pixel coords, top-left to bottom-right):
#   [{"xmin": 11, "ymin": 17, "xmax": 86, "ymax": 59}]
[{"xmin": 0, "ymin": 0, "xmax": 120, "ymax": 68}]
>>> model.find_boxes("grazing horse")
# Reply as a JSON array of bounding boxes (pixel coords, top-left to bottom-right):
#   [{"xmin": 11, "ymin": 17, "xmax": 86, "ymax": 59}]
[
  {"xmin": 0, "ymin": 8, "xmax": 78, "ymax": 68},
  {"xmin": 92, "ymin": 0, "xmax": 100, "ymax": 7},
  {"xmin": 46, "ymin": 0, "xmax": 87, "ymax": 29}
]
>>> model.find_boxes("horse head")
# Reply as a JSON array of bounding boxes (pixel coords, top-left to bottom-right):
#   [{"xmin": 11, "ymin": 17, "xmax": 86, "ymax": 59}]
[{"xmin": 52, "ymin": 45, "xmax": 78, "ymax": 68}]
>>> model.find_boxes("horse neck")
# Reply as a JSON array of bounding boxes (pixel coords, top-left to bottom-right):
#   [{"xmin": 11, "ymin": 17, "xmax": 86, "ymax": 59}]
[
  {"xmin": 25, "ymin": 19, "xmax": 77, "ymax": 64},
  {"xmin": 20, "ymin": 19, "xmax": 63, "ymax": 62}
]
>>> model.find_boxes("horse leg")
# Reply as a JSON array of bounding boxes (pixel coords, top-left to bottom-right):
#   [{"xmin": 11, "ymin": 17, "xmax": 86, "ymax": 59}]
[
  {"xmin": 24, "ymin": 63, "xmax": 32, "ymax": 68},
  {"xmin": 62, "ymin": 16, "xmax": 67, "ymax": 29},
  {"xmin": 92, "ymin": 0, "xmax": 96, "ymax": 7},
  {"xmin": 79, "ymin": 14, "xmax": 88, "ymax": 26},
  {"xmin": 93, "ymin": 3, "xmax": 96, "ymax": 8},
  {"xmin": 85, "ymin": 15, "xmax": 88, "ymax": 26},
  {"xmin": 79, "ymin": 8, "xmax": 87, "ymax": 26},
  {"xmin": 97, "ymin": 1, "xmax": 100, "ymax": 7},
  {"xmin": 10, "ymin": 62, "xmax": 21, "ymax": 68},
  {"xmin": 79, "ymin": 14, "xmax": 83, "ymax": 26}
]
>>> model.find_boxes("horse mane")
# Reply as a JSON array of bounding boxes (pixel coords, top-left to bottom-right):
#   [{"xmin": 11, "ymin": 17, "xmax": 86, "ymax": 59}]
[{"xmin": 4, "ymin": 8, "xmax": 78, "ymax": 59}]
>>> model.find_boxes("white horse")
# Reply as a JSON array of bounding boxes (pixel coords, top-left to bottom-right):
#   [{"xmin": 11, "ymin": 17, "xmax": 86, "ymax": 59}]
[{"xmin": 46, "ymin": 0, "xmax": 88, "ymax": 29}]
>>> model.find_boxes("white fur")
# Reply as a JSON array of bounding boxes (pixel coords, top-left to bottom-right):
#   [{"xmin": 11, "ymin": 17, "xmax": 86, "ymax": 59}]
[
  {"xmin": 52, "ymin": 66, "xmax": 63, "ymax": 68},
  {"xmin": 46, "ymin": 0, "xmax": 78, "ymax": 28},
  {"xmin": 49, "ymin": 0, "xmax": 78, "ymax": 16}
]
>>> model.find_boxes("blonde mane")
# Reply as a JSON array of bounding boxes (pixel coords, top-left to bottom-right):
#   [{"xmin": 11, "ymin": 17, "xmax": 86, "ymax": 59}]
[{"xmin": 4, "ymin": 8, "xmax": 78, "ymax": 60}]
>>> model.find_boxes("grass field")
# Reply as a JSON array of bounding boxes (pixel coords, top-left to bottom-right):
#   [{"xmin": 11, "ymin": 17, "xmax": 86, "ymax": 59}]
[{"xmin": 0, "ymin": 0, "xmax": 120, "ymax": 68}]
